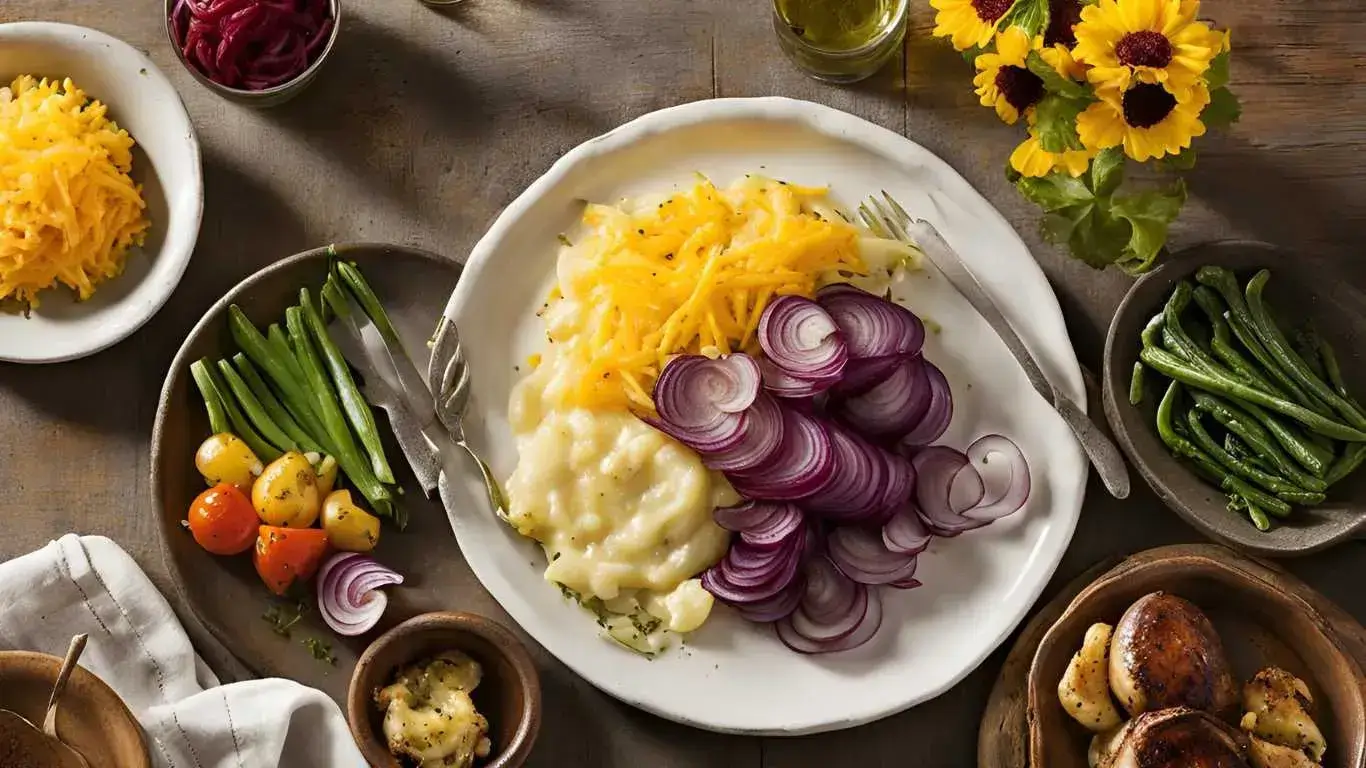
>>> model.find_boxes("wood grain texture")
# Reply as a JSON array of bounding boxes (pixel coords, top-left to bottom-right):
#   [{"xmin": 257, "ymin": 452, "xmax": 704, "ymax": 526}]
[{"xmin": 1, "ymin": 0, "xmax": 1364, "ymax": 766}]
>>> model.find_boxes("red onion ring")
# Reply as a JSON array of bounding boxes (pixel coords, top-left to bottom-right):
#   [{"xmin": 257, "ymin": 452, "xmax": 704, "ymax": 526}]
[
  {"xmin": 836, "ymin": 357, "xmax": 932, "ymax": 439},
  {"xmin": 776, "ymin": 584, "xmax": 883, "ymax": 654},
  {"xmin": 804, "ymin": 426, "xmax": 887, "ymax": 522},
  {"xmin": 171, "ymin": 0, "xmax": 334, "ymax": 91},
  {"xmin": 735, "ymin": 578, "xmax": 805, "ymax": 623},
  {"xmin": 759, "ymin": 357, "xmax": 840, "ymax": 398},
  {"xmin": 816, "ymin": 284, "xmax": 925, "ymax": 360},
  {"xmin": 316, "ymin": 552, "xmax": 403, "ymax": 636},
  {"xmin": 830, "ymin": 353, "xmax": 911, "ymax": 397},
  {"xmin": 699, "ymin": 392, "xmax": 785, "ymax": 473},
  {"xmin": 726, "ymin": 409, "xmax": 836, "ymax": 501},
  {"xmin": 899, "ymin": 361, "xmax": 953, "ymax": 447},
  {"xmin": 827, "ymin": 527, "xmax": 920, "ymax": 585},
  {"xmin": 960, "ymin": 434, "xmax": 1031, "ymax": 521},
  {"xmin": 882, "ymin": 504, "xmax": 932, "ymax": 555},
  {"xmin": 651, "ymin": 355, "xmax": 759, "ymax": 453},
  {"xmin": 758, "ymin": 296, "xmax": 848, "ymax": 381}
]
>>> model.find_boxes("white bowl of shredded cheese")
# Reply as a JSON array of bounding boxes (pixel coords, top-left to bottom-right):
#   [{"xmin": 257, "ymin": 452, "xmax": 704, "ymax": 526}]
[{"xmin": 0, "ymin": 22, "xmax": 202, "ymax": 363}]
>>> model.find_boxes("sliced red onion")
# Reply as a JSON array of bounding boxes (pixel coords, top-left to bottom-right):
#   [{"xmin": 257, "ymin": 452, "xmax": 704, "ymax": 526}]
[
  {"xmin": 804, "ymin": 426, "xmax": 886, "ymax": 522},
  {"xmin": 816, "ymin": 284, "xmax": 925, "ymax": 360},
  {"xmin": 317, "ymin": 552, "xmax": 403, "ymax": 636},
  {"xmin": 961, "ymin": 434, "xmax": 1031, "ymax": 521},
  {"xmin": 836, "ymin": 357, "xmax": 932, "ymax": 439},
  {"xmin": 827, "ymin": 527, "xmax": 920, "ymax": 585},
  {"xmin": 830, "ymin": 353, "xmax": 911, "ymax": 397},
  {"xmin": 899, "ymin": 361, "xmax": 953, "ymax": 447},
  {"xmin": 735, "ymin": 577, "xmax": 805, "ymax": 623},
  {"xmin": 912, "ymin": 446, "xmax": 990, "ymax": 536},
  {"xmin": 882, "ymin": 504, "xmax": 932, "ymax": 555},
  {"xmin": 652, "ymin": 354, "xmax": 759, "ymax": 452},
  {"xmin": 758, "ymin": 296, "xmax": 848, "ymax": 380},
  {"xmin": 704, "ymin": 527, "xmax": 806, "ymax": 602},
  {"xmin": 793, "ymin": 556, "xmax": 858, "ymax": 624},
  {"xmin": 727, "ymin": 409, "xmax": 835, "ymax": 500},
  {"xmin": 878, "ymin": 450, "xmax": 918, "ymax": 512},
  {"xmin": 791, "ymin": 579, "xmax": 868, "ymax": 642},
  {"xmin": 759, "ymin": 358, "xmax": 840, "ymax": 398},
  {"xmin": 887, "ymin": 577, "xmax": 923, "ymax": 590},
  {"xmin": 776, "ymin": 584, "xmax": 883, "ymax": 654},
  {"xmin": 700, "ymin": 392, "xmax": 786, "ymax": 473},
  {"xmin": 740, "ymin": 506, "xmax": 805, "ymax": 549}
]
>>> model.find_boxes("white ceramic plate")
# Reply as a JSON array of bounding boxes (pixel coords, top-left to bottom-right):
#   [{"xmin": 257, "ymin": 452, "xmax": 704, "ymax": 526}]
[
  {"xmin": 439, "ymin": 97, "xmax": 1086, "ymax": 735},
  {"xmin": 0, "ymin": 22, "xmax": 202, "ymax": 363}
]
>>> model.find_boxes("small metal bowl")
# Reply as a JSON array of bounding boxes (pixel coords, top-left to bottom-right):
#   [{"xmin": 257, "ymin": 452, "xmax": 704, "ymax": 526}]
[{"xmin": 162, "ymin": 0, "xmax": 341, "ymax": 107}]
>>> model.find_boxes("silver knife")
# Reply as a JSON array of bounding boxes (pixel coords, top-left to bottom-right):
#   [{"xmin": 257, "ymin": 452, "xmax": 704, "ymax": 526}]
[
  {"xmin": 329, "ymin": 305, "xmax": 442, "ymax": 496},
  {"xmin": 901, "ymin": 205, "xmax": 1131, "ymax": 500}
]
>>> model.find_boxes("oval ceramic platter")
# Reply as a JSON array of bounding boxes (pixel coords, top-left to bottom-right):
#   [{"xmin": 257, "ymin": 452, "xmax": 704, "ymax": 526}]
[{"xmin": 438, "ymin": 97, "xmax": 1087, "ymax": 735}]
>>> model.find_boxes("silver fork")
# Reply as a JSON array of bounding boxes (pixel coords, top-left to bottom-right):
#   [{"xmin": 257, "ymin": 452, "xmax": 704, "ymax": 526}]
[
  {"xmin": 860, "ymin": 192, "xmax": 1131, "ymax": 499},
  {"xmin": 429, "ymin": 316, "xmax": 509, "ymax": 519}
]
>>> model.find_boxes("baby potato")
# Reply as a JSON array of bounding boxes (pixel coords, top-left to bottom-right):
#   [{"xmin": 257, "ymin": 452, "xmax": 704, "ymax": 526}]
[
  {"xmin": 321, "ymin": 490, "xmax": 381, "ymax": 552},
  {"xmin": 251, "ymin": 451, "xmax": 321, "ymax": 528},
  {"xmin": 195, "ymin": 433, "xmax": 262, "ymax": 490}
]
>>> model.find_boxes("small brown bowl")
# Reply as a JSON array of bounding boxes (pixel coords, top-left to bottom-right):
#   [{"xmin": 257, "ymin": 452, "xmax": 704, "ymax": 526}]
[
  {"xmin": 1027, "ymin": 545, "xmax": 1366, "ymax": 768},
  {"xmin": 348, "ymin": 612, "xmax": 541, "ymax": 768},
  {"xmin": 1103, "ymin": 240, "xmax": 1366, "ymax": 556},
  {"xmin": 0, "ymin": 652, "xmax": 150, "ymax": 767}
]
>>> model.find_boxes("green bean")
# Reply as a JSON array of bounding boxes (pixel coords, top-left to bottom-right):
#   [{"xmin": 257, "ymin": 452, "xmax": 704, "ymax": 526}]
[
  {"xmin": 1129, "ymin": 362, "xmax": 1145, "ymax": 405},
  {"xmin": 191, "ymin": 358, "xmax": 231, "ymax": 435},
  {"xmin": 1312, "ymin": 331, "xmax": 1363, "ymax": 408},
  {"xmin": 1294, "ymin": 329, "xmax": 1327, "ymax": 381},
  {"xmin": 1195, "ymin": 267, "xmax": 1333, "ymax": 416},
  {"xmin": 267, "ymin": 323, "xmax": 308, "ymax": 387},
  {"xmin": 1191, "ymin": 286, "xmax": 1283, "ymax": 395},
  {"xmin": 321, "ymin": 276, "xmax": 350, "ymax": 321},
  {"xmin": 1326, "ymin": 444, "xmax": 1366, "ymax": 486},
  {"xmin": 191, "ymin": 359, "xmax": 281, "ymax": 463},
  {"xmin": 1224, "ymin": 476, "xmax": 1292, "ymax": 517},
  {"xmin": 1184, "ymin": 410, "xmax": 1324, "ymax": 504},
  {"xmin": 1188, "ymin": 391, "xmax": 1328, "ymax": 492},
  {"xmin": 1233, "ymin": 496, "xmax": 1273, "ymax": 531},
  {"xmin": 300, "ymin": 287, "xmax": 395, "ymax": 485},
  {"xmin": 1140, "ymin": 346, "xmax": 1366, "ymax": 442},
  {"xmin": 1224, "ymin": 434, "xmax": 1273, "ymax": 474},
  {"xmin": 336, "ymin": 261, "xmax": 402, "ymax": 349},
  {"xmin": 231, "ymin": 354, "xmax": 325, "ymax": 455},
  {"xmin": 1244, "ymin": 270, "xmax": 1366, "ymax": 430},
  {"xmin": 285, "ymin": 306, "xmax": 394, "ymax": 515},
  {"xmin": 216, "ymin": 359, "xmax": 297, "ymax": 454},
  {"xmin": 1242, "ymin": 403, "xmax": 1331, "ymax": 477},
  {"xmin": 230, "ymin": 307, "xmax": 331, "ymax": 450},
  {"xmin": 1140, "ymin": 312, "xmax": 1165, "ymax": 349}
]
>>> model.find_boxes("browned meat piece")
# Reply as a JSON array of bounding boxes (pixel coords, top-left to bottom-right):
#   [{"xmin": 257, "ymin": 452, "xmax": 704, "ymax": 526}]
[{"xmin": 1108, "ymin": 592, "xmax": 1238, "ymax": 717}]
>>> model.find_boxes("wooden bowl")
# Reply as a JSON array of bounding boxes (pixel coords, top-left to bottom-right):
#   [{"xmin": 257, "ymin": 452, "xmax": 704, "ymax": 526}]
[
  {"xmin": 1103, "ymin": 240, "xmax": 1366, "ymax": 556},
  {"xmin": 348, "ymin": 612, "xmax": 541, "ymax": 768},
  {"xmin": 1027, "ymin": 545, "xmax": 1366, "ymax": 768},
  {"xmin": 150, "ymin": 243, "xmax": 462, "ymax": 700},
  {"xmin": 0, "ymin": 652, "xmax": 149, "ymax": 767}
]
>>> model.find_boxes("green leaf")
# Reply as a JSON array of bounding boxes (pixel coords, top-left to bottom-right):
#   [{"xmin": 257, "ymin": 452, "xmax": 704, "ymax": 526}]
[
  {"xmin": 1164, "ymin": 147, "xmax": 1198, "ymax": 171},
  {"xmin": 1110, "ymin": 179, "xmax": 1188, "ymax": 274},
  {"xmin": 962, "ymin": 44, "xmax": 987, "ymax": 64},
  {"xmin": 1068, "ymin": 206, "xmax": 1133, "ymax": 269},
  {"xmin": 998, "ymin": 0, "xmax": 1051, "ymax": 38},
  {"xmin": 1016, "ymin": 171, "xmax": 1093, "ymax": 212},
  {"xmin": 1033, "ymin": 93, "xmax": 1090, "ymax": 153},
  {"xmin": 1089, "ymin": 147, "xmax": 1125, "ymax": 199},
  {"xmin": 1025, "ymin": 50, "xmax": 1088, "ymax": 99},
  {"xmin": 1202, "ymin": 87, "xmax": 1241, "ymax": 128},
  {"xmin": 1206, "ymin": 51, "xmax": 1230, "ymax": 90}
]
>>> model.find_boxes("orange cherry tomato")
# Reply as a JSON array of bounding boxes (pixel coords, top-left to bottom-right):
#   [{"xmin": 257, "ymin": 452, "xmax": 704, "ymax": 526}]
[
  {"xmin": 253, "ymin": 526, "xmax": 329, "ymax": 596},
  {"xmin": 187, "ymin": 484, "xmax": 258, "ymax": 555}
]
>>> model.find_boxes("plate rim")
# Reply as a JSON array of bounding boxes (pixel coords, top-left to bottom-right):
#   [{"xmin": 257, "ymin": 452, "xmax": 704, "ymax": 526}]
[
  {"xmin": 0, "ymin": 21, "xmax": 204, "ymax": 364},
  {"xmin": 447, "ymin": 96, "xmax": 1089, "ymax": 735}
]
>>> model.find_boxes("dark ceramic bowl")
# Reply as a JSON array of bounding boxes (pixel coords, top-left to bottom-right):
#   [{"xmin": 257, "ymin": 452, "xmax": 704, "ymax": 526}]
[
  {"xmin": 348, "ymin": 612, "xmax": 541, "ymax": 768},
  {"xmin": 1102, "ymin": 241, "xmax": 1366, "ymax": 556}
]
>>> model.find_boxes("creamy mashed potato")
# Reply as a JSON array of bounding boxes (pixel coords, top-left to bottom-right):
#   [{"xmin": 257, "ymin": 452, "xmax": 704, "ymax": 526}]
[{"xmin": 506, "ymin": 355, "xmax": 738, "ymax": 643}]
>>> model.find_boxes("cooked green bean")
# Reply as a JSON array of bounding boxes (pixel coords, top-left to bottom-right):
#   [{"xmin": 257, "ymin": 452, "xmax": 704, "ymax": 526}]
[
  {"xmin": 191, "ymin": 358, "xmax": 231, "ymax": 436},
  {"xmin": 1223, "ymin": 476, "xmax": 1292, "ymax": 517},
  {"xmin": 1184, "ymin": 410, "xmax": 1324, "ymax": 504},
  {"xmin": 216, "ymin": 359, "xmax": 297, "ymax": 454},
  {"xmin": 1191, "ymin": 286, "xmax": 1284, "ymax": 395},
  {"xmin": 230, "ymin": 307, "xmax": 331, "ymax": 449},
  {"xmin": 1130, "ymin": 362, "xmax": 1145, "ymax": 405},
  {"xmin": 1325, "ymin": 443, "xmax": 1366, "ymax": 487},
  {"xmin": 1140, "ymin": 312, "xmax": 1165, "ymax": 349},
  {"xmin": 1140, "ymin": 346, "xmax": 1366, "ymax": 441},
  {"xmin": 1240, "ymin": 402, "xmax": 1331, "ymax": 477},
  {"xmin": 1188, "ymin": 390, "xmax": 1328, "ymax": 492},
  {"xmin": 1244, "ymin": 270, "xmax": 1366, "ymax": 430},
  {"xmin": 1195, "ymin": 266, "xmax": 1333, "ymax": 416},
  {"xmin": 1294, "ymin": 329, "xmax": 1327, "ymax": 381},
  {"xmin": 267, "ymin": 323, "xmax": 308, "ymax": 387},
  {"xmin": 231, "ymin": 354, "xmax": 324, "ymax": 455},
  {"xmin": 337, "ymin": 261, "xmax": 402, "ymax": 348},
  {"xmin": 1312, "ymin": 330, "xmax": 1363, "ymax": 409},
  {"xmin": 1234, "ymin": 496, "xmax": 1273, "ymax": 531},
  {"xmin": 1224, "ymin": 434, "xmax": 1273, "ymax": 474},
  {"xmin": 191, "ymin": 359, "xmax": 281, "ymax": 463},
  {"xmin": 300, "ymin": 287, "xmax": 395, "ymax": 485}
]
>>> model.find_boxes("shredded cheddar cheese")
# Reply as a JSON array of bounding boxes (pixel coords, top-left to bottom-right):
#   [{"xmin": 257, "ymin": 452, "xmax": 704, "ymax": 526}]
[
  {"xmin": 541, "ymin": 176, "xmax": 869, "ymax": 411},
  {"xmin": 0, "ymin": 76, "xmax": 150, "ymax": 310}
]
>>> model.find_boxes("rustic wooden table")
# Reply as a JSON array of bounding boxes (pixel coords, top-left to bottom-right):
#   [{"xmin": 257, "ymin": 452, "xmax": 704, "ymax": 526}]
[{"xmin": 2, "ymin": 1, "xmax": 1364, "ymax": 766}]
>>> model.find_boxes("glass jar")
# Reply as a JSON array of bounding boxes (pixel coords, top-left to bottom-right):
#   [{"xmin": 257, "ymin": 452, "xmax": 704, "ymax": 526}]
[{"xmin": 772, "ymin": 0, "xmax": 909, "ymax": 84}]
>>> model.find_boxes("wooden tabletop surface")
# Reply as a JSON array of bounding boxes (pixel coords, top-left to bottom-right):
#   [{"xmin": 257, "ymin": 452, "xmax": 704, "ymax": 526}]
[{"xmin": 2, "ymin": 1, "xmax": 1364, "ymax": 766}]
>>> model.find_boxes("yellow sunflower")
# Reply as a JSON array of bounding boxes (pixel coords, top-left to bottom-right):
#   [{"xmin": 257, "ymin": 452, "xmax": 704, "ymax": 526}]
[
  {"xmin": 931, "ymin": 0, "xmax": 1016, "ymax": 51},
  {"xmin": 1073, "ymin": 0, "xmax": 1223, "ymax": 101},
  {"xmin": 1077, "ymin": 80, "xmax": 1210, "ymax": 161},
  {"xmin": 974, "ymin": 28, "xmax": 1087, "ymax": 125},
  {"xmin": 1011, "ymin": 127, "xmax": 1097, "ymax": 178}
]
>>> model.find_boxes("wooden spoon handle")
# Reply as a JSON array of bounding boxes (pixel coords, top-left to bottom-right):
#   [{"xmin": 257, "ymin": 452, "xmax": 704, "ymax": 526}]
[{"xmin": 42, "ymin": 634, "xmax": 88, "ymax": 738}]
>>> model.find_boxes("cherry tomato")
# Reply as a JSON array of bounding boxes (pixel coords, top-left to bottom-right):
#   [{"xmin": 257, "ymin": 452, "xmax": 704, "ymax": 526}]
[
  {"xmin": 187, "ymin": 484, "xmax": 258, "ymax": 555},
  {"xmin": 253, "ymin": 526, "xmax": 329, "ymax": 595}
]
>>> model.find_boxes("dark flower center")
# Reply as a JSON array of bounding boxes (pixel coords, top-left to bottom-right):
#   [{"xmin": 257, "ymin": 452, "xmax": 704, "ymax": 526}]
[
  {"xmin": 971, "ymin": 0, "xmax": 1014, "ymax": 23},
  {"xmin": 1115, "ymin": 30, "xmax": 1174, "ymax": 68},
  {"xmin": 1122, "ymin": 83, "xmax": 1177, "ymax": 128},
  {"xmin": 995, "ymin": 66, "xmax": 1045, "ymax": 112},
  {"xmin": 1044, "ymin": 0, "xmax": 1083, "ymax": 47}
]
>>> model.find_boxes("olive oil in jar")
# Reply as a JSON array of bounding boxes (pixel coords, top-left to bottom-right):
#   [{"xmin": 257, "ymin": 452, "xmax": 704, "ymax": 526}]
[
  {"xmin": 776, "ymin": 0, "xmax": 897, "ymax": 52},
  {"xmin": 771, "ymin": 0, "xmax": 907, "ymax": 83}
]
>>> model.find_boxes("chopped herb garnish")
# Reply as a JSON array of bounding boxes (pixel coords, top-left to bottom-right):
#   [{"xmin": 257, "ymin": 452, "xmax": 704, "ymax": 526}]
[
  {"xmin": 556, "ymin": 234, "xmax": 573, "ymax": 247},
  {"xmin": 302, "ymin": 637, "xmax": 336, "ymax": 665}
]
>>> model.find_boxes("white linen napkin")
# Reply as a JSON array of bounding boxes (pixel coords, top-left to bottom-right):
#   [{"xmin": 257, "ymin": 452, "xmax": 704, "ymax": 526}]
[{"xmin": 0, "ymin": 534, "xmax": 367, "ymax": 768}]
